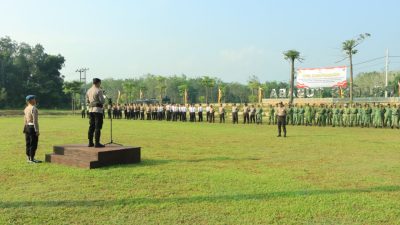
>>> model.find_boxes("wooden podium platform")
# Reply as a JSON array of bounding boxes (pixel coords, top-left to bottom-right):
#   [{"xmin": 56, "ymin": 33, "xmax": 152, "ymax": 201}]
[{"xmin": 45, "ymin": 144, "xmax": 141, "ymax": 169}]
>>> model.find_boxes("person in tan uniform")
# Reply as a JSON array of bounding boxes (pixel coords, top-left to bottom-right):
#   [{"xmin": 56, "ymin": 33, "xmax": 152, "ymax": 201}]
[
  {"xmin": 276, "ymin": 102, "xmax": 287, "ymax": 137},
  {"xmin": 231, "ymin": 103, "xmax": 239, "ymax": 124},
  {"xmin": 86, "ymin": 78, "xmax": 105, "ymax": 148},
  {"xmin": 219, "ymin": 104, "xmax": 225, "ymax": 123},
  {"xmin": 23, "ymin": 95, "xmax": 42, "ymax": 163}
]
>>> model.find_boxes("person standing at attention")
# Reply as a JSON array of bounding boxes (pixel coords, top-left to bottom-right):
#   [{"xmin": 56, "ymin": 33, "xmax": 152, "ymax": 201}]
[
  {"xmin": 276, "ymin": 102, "xmax": 287, "ymax": 137},
  {"xmin": 23, "ymin": 95, "xmax": 42, "ymax": 163}
]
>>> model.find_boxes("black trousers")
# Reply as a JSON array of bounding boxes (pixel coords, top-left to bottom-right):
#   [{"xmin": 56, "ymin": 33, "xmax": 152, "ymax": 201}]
[
  {"xmin": 88, "ymin": 112, "xmax": 103, "ymax": 144},
  {"xmin": 277, "ymin": 116, "xmax": 287, "ymax": 136},
  {"xmin": 250, "ymin": 114, "xmax": 255, "ymax": 123},
  {"xmin": 206, "ymin": 112, "xmax": 210, "ymax": 122},
  {"xmin": 244, "ymin": 113, "xmax": 250, "ymax": 124},
  {"xmin": 167, "ymin": 111, "xmax": 171, "ymax": 121},
  {"xmin": 24, "ymin": 125, "xmax": 38, "ymax": 159},
  {"xmin": 190, "ymin": 112, "xmax": 195, "ymax": 122},
  {"xmin": 198, "ymin": 112, "xmax": 203, "ymax": 122},
  {"xmin": 209, "ymin": 112, "xmax": 215, "ymax": 123},
  {"xmin": 232, "ymin": 112, "xmax": 238, "ymax": 124},
  {"xmin": 81, "ymin": 111, "xmax": 86, "ymax": 118},
  {"xmin": 219, "ymin": 113, "xmax": 225, "ymax": 123}
]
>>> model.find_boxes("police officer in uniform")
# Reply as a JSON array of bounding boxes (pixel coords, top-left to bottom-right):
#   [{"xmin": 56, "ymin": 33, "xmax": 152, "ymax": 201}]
[
  {"xmin": 219, "ymin": 104, "xmax": 225, "ymax": 123},
  {"xmin": 86, "ymin": 78, "xmax": 105, "ymax": 148},
  {"xmin": 276, "ymin": 102, "xmax": 287, "ymax": 137},
  {"xmin": 231, "ymin": 103, "xmax": 239, "ymax": 124},
  {"xmin": 23, "ymin": 95, "xmax": 42, "ymax": 163},
  {"xmin": 198, "ymin": 104, "xmax": 203, "ymax": 122}
]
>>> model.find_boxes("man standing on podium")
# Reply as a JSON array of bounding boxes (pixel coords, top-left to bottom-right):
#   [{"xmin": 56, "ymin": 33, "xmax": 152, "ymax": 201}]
[{"xmin": 86, "ymin": 78, "xmax": 105, "ymax": 148}]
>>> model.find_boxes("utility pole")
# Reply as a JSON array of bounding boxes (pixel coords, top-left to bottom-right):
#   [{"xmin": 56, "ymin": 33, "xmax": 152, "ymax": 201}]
[{"xmin": 385, "ymin": 49, "xmax": 389, "ymax": 98}]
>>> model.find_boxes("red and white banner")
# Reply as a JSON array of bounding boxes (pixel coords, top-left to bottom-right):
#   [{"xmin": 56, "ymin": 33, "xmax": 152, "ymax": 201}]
[{"xmin": 296, "ymin": 66, "xmax": 347, "ymax": 88}]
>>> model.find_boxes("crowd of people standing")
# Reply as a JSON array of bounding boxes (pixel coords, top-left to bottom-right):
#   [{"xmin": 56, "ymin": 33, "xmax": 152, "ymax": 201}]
[{"xmin": 81, "ymin": 102, "xmax": 400, "ymax": 129}]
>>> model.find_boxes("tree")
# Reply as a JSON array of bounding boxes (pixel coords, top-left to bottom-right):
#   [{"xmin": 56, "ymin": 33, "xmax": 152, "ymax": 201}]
[
  {"xmin": 284, "ymin": 50, "xmax": 302, "ymax": 104},
  {"xmin": 178, "ymin": 83, "xmax": 188, "ymax": 104},
  {"xmin": 247, "ymin": 75, "xmax": 260, "ymax": 103},
  {"xmin": 63, "ymin": 81, "xmax": 83, "ymax": 114},
  {"xmin": 342, "ymin": 33, "xmax": 371, "ymax": 102},
  {"xmin": 201, "ymin": 76, "xmax": 214, "ymax": 103},
  {"xmin": 0, "ymin": 36, "xmax": 66, "ymax": 108},
  {"xmin": 156, "ymin": 76, "xmax": 167, "ymax": 102},
  {"xmin": 122, "ymin": 81, "xmax": 135, "ymax": 103}
]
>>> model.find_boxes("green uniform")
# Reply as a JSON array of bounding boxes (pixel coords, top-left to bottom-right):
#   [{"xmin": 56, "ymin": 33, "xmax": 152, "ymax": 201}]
[
  {"xmin": 293, "ymin": 106, "xmax": 298, "ymax": 125},
  {"xmin": 350, "ymin": 106, "xmax": 358, "ymax": 127},
  {"xmin": 384, "ymin": 106, "xmax": 392, "ymax": 127},
  {"xmin": 268, "ymin": 107, "xmax": 275, "ymax": 125},
  {"xmin": 304, "ymin": 105, "xmax": 312, "ymax": 126},
  {"xmin": 327, "ymin": 107, "xmax": 332, "ymax": 126},
  {"xmin": 311, "ymin": 106, "xmax": 316, "ymax": 125},
  {"xmin": 256, "ymin": 107, "xmax": 263, "ymax": 124},
  {"xmin": 373, "ymin": 106, "xmax": 382, "ymax": 128},
  {"xmin": 287, "ymin": 107, "xmax": 294, "ymax": 125},
  {"xmin": 298, "ymin": 107, "xmax": 305, "ymax": 125},
  {"xmin": 332, "ymin": 107, "xmax": 339, "ymax": 127},
  {"xmin": 394, "ymin": 107, "xmax": 400, "ymax": 129},
  {"xmin": 358, "ymin": 107, "xmax": 365, "ymax": 127},
  {"xmin": 343, "ymin": 107, "xmax": 350, "ymax": 127},
  {"xmin": 339, "ymin": 108, "xmax": 344, "ymax": 127},
  {"xmin": 391, "ymin": 106, "xmax": 398, "ymax": 128},
  {"xmin": 363, "ymin": 107, "xmax": 372, "ymax": 127},
  {"xmin": 356, "ymin": 106, "xmax": 362, "ymax": 126}
]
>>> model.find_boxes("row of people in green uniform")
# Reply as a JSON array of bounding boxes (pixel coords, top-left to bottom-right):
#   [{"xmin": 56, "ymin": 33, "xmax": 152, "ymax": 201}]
[
  {"xmin": 280, "ymin": 103, "xmax": 400, "ymax": 128},
  {"xmin": 81, "ymin": 102, "xmax": 400, "ymax": 128}
]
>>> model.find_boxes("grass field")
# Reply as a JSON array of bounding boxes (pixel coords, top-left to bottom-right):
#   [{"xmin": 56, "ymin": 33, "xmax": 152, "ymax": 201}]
[{"xmin": 0, "ymin": 116, "xmax": 399, "ymax": 225}]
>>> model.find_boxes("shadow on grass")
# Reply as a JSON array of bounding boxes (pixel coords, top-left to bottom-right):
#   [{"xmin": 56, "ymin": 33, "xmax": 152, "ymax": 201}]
[
  {"xmin": 100, "ymin": 156, "xmax": 262, "ymax": 169},
  {"xmin": 1, "ymin": 186, "xmax": 399, "ymax": 208}
]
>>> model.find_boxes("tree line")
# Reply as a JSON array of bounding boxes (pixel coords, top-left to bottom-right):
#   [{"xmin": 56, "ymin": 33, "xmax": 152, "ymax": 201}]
[{"xmin": 1, "ymin": 36, "xmax": 399, "ymax": 109}]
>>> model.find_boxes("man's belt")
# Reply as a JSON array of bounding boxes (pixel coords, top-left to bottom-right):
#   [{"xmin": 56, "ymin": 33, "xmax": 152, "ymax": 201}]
[{"xmin": 89, "ymin": 102, "xmax": 104, "ymax": 108}]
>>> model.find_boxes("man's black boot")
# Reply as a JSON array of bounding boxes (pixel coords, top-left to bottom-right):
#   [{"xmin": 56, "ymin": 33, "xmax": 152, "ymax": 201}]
[{"xmin": 95, "ymin": 143, "xmax": 105, "ymax": 148}]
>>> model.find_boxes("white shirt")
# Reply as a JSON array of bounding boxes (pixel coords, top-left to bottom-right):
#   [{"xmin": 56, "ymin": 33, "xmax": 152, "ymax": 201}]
[
  {"xmin": 198, "ymin": 106, "xmax": 203, "ymax": 112},
  {"xmin": 206, "ymin": 106, "xmax": 210, "ymax": 112}
]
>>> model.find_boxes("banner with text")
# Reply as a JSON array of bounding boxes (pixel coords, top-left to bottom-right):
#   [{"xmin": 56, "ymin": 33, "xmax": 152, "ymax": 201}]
[{"xmin": 296, "ymin": 66, "xmax": 347, "ymax": 88}]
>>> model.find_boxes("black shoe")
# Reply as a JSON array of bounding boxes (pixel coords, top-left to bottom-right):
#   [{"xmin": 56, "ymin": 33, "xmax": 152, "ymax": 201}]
[
  {"xmin": 95, "ymin": 143, "xmax": 105, "ymax": 148},
  {"xmin": 32, "ymin": 159, "xmax": 42, "ymax": 163},
  {"xmin": 88, "ymin": 142, "xmax": 94, "ymax": 147},
  {"xmin": 284, "ymin": 134, "xmax": 287, "ymax": 138},
  {"xmin": 277, "ymin": 135, "xmax": 281, "ymax": 137}
]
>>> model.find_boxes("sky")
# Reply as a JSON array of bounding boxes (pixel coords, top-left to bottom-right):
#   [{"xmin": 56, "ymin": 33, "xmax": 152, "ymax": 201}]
[{"xmin": 1, "ymin": 0, "xmax": 400, "ymax": 83}]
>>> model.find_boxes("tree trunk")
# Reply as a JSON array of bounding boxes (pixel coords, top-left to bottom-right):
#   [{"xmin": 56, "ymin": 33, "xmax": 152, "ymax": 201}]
[
  {"xmin": 349, "ymin": 53, "xmax": 353, "ymax": 102},
  {"xmin": 205, "ymin": 87, "xmax": 208, "ymax": 103},
  {"xmin": 289, "ymin": 58, "xmax": 295, "ymax": 104}
]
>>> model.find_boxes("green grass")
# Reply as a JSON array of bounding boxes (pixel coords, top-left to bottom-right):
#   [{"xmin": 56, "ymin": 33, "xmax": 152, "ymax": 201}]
[{"xmin": 0, "ymin": 116, "xmax": 399, "ymax": 225}]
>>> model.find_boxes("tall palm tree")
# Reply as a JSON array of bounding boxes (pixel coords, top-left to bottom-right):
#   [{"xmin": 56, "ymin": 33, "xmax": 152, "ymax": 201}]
[
  {"xmin": 342, "ymin": 33, "xmax": 370, "ymax": 102},
  {"xmin": 284, "ymin": 50, "xmax": 302, "ymax": 104}
]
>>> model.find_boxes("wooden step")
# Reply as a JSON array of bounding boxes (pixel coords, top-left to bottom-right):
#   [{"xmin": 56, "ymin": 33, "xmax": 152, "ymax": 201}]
[{"xmin": 45, "ymin": 153, "xmax": 98, "ymax": 169}]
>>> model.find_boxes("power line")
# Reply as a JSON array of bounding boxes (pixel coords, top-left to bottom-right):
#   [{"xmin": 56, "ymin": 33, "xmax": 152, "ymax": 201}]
[
  {"xmin": 352, "ymin": 56, "xmax": 385, "ymax": 66},
  {"xmin": 353, "ymin": 61, "xmax": 385, "ymax": 70}
]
